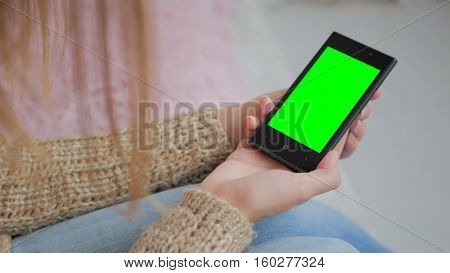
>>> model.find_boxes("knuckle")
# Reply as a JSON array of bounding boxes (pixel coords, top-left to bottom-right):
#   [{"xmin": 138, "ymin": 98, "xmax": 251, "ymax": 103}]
[{"xmin": 330, "ymin": 171, "xmax": 342, "ymax": 189}]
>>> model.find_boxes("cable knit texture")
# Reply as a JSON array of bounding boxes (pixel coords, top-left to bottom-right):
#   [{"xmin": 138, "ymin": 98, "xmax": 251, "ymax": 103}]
[
  {"xmin": 130, "ymin": 189, "xmax": 254, "ymax": 253},
  {"xmin": 0, "ymin": 234, "xmax": 11, "ymax": 253},
  {"xmin": 0, "ymin": 108, "xmax": 243, "ymax": 252}
]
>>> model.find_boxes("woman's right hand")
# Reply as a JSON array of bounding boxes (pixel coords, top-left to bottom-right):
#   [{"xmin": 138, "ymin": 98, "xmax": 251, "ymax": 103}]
[{"xmin": 201, "ymin": 96, "xmax": 342, "ymax": 222}]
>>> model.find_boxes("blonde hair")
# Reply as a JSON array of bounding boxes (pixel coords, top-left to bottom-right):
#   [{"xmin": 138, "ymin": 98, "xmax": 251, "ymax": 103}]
[{"xmin": 0, "ymin": 0, "xmax": 156, "ymax": 201}]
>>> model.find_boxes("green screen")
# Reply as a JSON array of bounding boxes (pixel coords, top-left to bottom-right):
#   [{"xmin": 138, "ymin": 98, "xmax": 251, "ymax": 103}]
[{"xmin": 268, "ymin": 46, "xmax": 380, "ymax": 153}]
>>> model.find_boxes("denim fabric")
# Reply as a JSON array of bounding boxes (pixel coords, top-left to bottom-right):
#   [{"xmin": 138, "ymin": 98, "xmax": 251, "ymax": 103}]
[{"xmin": 12, "ymin": 185, "xmax": 387, "ymax": 253}]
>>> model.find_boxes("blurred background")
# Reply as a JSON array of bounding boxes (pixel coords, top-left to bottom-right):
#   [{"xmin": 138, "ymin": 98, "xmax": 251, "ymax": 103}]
[{"xmin": 226, "ymin": 0, "xmax": 449, "ymax": 252}]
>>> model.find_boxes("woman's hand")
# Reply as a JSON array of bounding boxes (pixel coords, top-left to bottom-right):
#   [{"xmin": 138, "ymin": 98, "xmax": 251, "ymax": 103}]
[
  {"xmin": 202, "ymin": 97, "xmax": 342, "ymax": 222},
  {"xmin": 340, "ymin": 89, "xmax": 381, "ymax": 158},
  {"xmin": 218, "ymin": 89, "xmax": 382, "ymax": 159}
]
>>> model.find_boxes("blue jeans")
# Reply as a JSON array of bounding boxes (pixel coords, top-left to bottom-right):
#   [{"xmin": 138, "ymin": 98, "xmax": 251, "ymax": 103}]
[{"xmin": 11, "ymin": 185, "xmax": 388, "ymax": 253}]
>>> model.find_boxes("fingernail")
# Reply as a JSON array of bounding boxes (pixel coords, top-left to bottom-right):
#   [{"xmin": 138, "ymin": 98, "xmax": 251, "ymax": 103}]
[
  {"xmin": 265, "ymin": 101, "xmax": 274, "ymax": 113},
  {"xmin": 249, "ymin": 116, "xmax": 259, "ymax": 127},
  {"xmin": 260, "ymin": 96, "xmax": 273, "ymax": 114}
]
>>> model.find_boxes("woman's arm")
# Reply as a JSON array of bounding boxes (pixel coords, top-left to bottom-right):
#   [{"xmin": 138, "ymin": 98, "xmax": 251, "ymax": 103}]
[
  {"xmin": 0, "ymin": 107, "xmax": 232, "ymax": 237},
  {"xmin": 130, "ymin": 188, "xmax": 254, "ymax": 252}
]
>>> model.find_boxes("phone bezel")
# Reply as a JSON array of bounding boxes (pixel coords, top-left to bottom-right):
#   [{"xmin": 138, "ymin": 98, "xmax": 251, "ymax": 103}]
[{"xmin": 249, "ymin": 32, "xmax": 397, "ymax": 172}]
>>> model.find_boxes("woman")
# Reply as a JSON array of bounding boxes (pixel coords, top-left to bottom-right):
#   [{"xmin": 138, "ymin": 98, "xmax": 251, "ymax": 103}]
[{"xmin": 0, "ymin": 0, "xmax": 387, "ymax": 253}]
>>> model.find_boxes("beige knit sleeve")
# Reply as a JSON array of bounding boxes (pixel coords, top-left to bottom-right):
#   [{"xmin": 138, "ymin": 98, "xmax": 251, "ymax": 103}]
[
  {"xmin": 0, "ymin": 234, "xmax": 11, "ymax": 253},
  {"xmin": 0, "ymin": 107, "xmax": 232, "ymax": 237},
  {"xmin": 130, "ymin": 188, "xmax": 254, "ymax": 253}
]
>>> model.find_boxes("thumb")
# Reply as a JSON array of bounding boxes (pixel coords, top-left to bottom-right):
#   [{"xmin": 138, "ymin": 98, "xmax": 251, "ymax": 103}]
[
  {"xmin": 300, "ymin": 150, "xmax": 341, "ymax": 194},
  {"xmin": 316, "ymin": 150, "xmax": 339, "ymax": 170}
]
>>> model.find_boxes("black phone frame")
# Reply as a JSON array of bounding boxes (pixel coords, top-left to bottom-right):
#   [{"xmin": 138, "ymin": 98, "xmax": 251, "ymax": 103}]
[{"xmin": 249, "ymin": 32, "xmax": 397, "ymax": 172}]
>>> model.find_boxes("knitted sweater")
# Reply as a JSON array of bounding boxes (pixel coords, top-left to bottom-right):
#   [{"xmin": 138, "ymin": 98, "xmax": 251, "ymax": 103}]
[{"xmin": 0, "ymin": 108, "xmax": 254, "ymax": 252}]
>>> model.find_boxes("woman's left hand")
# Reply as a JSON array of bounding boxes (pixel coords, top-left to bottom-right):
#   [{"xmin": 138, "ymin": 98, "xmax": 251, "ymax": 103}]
[{"xmin": 219, "ymin": 89, "xmax": 382, "ymax": 159}]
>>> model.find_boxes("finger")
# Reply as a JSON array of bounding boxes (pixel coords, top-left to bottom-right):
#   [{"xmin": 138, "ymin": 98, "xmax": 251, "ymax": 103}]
[
  {"xmin": 258, "ymin": 96, "xmax": 275, "ymax": 122},
  {"xmin": 371, "ymin": 89, "xmax": 382, "ymax": 100},
  {"xmin": 316, "ymin": 149, "xmax": 339, "ymax": 171},
  {"xmin": 244, "ymin": 115, "xmax": 259, "ymax": 140},
  {"xmin": 295, "ymin": 150, "xmax": 341, "ymax": 195},
  {"xmin": 263, "ymin": 151, "xmax": 340, "ymax": 209},
  {"xmin": 359, "ymin": 104, "xmax": 372, "ymax": 120},
  {"xmin": 350, "ymin": 120, "xmax": 366, "ymax": 141},
  {"xmin": 263, "ymin": 88, "xmax": 286, "ymax": 103},
  {"xmin": 340, "ymin": 146, "xmax": 352, "ymax": 159},
  {"xmin": 350, "ymin": 119, "xmax": 359, "ymax": 132},
  {"xmin": 343, "ymin": 133, "xmax": 359, "ymax": 156},
  {"xmin": 334, "ymin": 130, "xmax": 348, "ymax": 158}
]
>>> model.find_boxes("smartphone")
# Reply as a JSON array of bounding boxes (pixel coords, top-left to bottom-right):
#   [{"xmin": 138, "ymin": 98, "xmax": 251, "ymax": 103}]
[{"xmin": 249, "ymin": 32, "xmax": 397, "ymax": 172}]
